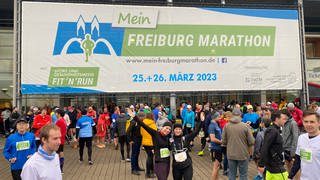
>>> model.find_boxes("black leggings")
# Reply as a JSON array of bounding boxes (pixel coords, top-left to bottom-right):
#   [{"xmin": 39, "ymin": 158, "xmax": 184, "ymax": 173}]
[
  {"xmin": 11, "ymin": 169, "xmax": 22, "ymax": 180},
  {"xmin": 144, "ymin": 146, "xmax": 154, "ymax": 175},
  {"xmin": 119, "ymin": 135, "xmax": 130, "ymax": 159},
  {"xmin": 200, "ymin": 135, "xmax": 208, "ymax": 150},
  {"xmin": 79, "ymin": 137, "xmax": 92, "ymax": 161},
  {"xmin": 172, "ymin": 164, "xmax": 193, "ymax": 180}
]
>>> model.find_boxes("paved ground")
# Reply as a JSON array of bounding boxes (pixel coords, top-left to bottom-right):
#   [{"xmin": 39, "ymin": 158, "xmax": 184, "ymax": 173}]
[{"xmin": 0, "ymin": 136, "xmax": 257, "ymax": 180}]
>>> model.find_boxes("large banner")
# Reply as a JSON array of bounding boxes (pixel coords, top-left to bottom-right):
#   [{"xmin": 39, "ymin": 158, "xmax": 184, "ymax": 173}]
[{"xmin": 21, "ymin": 2, "xmax": 302, "ymax": 94}]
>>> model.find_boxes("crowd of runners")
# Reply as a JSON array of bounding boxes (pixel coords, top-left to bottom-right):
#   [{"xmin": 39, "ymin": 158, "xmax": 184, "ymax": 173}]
[{"xmin": 1, "ymin": 99, "xmax": 320, "ymax": 180}]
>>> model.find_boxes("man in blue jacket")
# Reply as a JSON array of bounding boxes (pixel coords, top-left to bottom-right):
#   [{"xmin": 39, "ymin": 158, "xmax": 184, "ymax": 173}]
[{"xmin": 3, "ymin": 116, "xmax": 36, "ymax": 180}]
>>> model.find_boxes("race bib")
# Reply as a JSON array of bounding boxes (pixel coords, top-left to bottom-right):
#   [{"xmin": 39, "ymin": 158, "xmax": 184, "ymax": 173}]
[
  {"xmin": 186, "ymin": 124, "xmax": 192, "ymax": 128},
  {"xmin": 160, "ymin": 148, "xmax": 170, "ymax": 158},
  {"xmin": 16, "ymin": 141, "xmax": 30, "ymax": 151},
  {"xmin": 199, "ymin": 130, "xmax": 205, "ymax": 138},
  {"xmin": 300, "ymin": 148, "xmax": 312, "ymax": 163},
  {"xmin": 174, "ymin": 151, "xmax": 187, "ymax": 162}
]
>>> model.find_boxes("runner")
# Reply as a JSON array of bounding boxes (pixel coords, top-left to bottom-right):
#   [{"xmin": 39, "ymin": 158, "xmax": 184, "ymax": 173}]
[
  {"xmin": 115, "ymin": 108, "xmax": 131, "ymax": 162},
  {"xmin": 135, "ymin": 115, "xmax": 172, "ymax": 180},
  {"xmin": 252, "ymin": 117, "xmax": 272, "ymax": 180},
  {"xmin": 127, "ymin": 111, "xmax": 145, "ymax": 175},
  {"xmin": 111, "ymin": 106, "xmax": 120, "ymax": 150},
  {"xmin": 289, "ymin": 110, "xmax": 320, "ymax": 180},
  {"xmin": 258, "ymin": 110, "xmax": 288, "ymax": 180},
  {"xmin": 55, "ymin": 109, "xmax": 67, "ymax": 173},
  {"xmin": 32, "ymin": 108, "xmax": 52, "ymax": 149},
  {"xmin": 96, "ymin": 107, "xmax": 109, "ymax": 148},
  {"xmin": 3, "ymin": 117, "xmax": 36, "ymax": 180},
  {"xmin": 208, "ymin": 112, "xmax": 223, "ymax": 180},
  {"xmin": 281, "ymin": 109, "xmax": 299, "ymax": 174},
  {"xmin": 76, "ymin": 108, "xmax": 96, "ymax": 165},
  {"xmin": 170, "ymin": 115, "xmax": 204, "ymax": 180},
  {"xmin": 140, "ymin": 108, "xmax": 157, "ymax": 178},
  {"xmin": 21, "ymin": 124, "xmax": 62, "ymax": 180},
  {"xmin": 67, "ymin": 106, "xmax": 77, "ymax": 147}
]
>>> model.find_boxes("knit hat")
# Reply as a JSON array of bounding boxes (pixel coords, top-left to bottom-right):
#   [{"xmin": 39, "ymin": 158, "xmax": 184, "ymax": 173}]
[
  {"xmin": 173, "ymin": 123, "xmax": 183, "ymax": 130},
  {"xmin": 143, "ymin": 108, "xmax": 152, "ymax": 114},
  {"xmin": 287, "ymin": 103, "xmax": 295, "ymax": 109},
  {"xmin": 162, "ymin": 121, "xmax": 172, "ymax": 128},
  {"xmin": 211, "ymin": 112, "xmax": 220, "ymax": 120},
  {"xmin": 232, "ymin": 108, "xmax": 242, "ymax": 116}
]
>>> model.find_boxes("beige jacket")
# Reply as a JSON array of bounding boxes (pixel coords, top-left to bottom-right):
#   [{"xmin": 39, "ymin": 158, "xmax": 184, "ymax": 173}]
[{"xmin": 222, "ymin": 116, "xmax": 255, "ymax": 160}]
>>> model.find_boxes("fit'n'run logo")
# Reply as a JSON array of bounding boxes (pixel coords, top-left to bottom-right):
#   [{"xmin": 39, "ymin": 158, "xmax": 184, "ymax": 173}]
[{"xmin": 53, "ymin": 15, "xmax": 124, "ymax": 62}]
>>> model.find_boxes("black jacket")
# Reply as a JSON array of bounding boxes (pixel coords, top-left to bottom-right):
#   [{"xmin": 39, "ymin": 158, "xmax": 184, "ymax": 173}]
[
  {"xmin": 258, "ymin": 124, "xmax": 286, "ymax": 173},
  {"xmin": 171, "ymin": 121, "xmax": 203, "ymax": 169},
  {"xmin": 126, "ymin": 118, "xmax": 142, "ymax": 143},
  {"xmin": 136, "ymin": 116, "xmax": 171, "ymax": 163}
]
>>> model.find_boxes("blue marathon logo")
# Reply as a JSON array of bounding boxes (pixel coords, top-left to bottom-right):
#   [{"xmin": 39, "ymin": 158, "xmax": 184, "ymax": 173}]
[{"xmin": 53, "ymin": 15, "xmax": 124, "ymax": 62}]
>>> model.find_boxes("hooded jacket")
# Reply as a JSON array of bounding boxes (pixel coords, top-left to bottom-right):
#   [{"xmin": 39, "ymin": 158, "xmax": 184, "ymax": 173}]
[
  {"xmin": 140, "ymin": 118, "xmax": 157, "ymax": 146},
  {"xmin": 32, "ymin": 114, "xmax": 52, "ymax": 139},
  {"xmin": 115, "ymin": 114, "xmax": 129, "ymax": 137},
  {"xmin": 282, "ymin": 116, "xmax": 299, "ymax": 156},
  {"xmin": 3, "ymin": 132, "xmax": 36, "ymax": 170},
  {"xmin": 183, "ymin": 111, "xmax": 195, "ymax": 129},
  {"xmin": 290, "ymin": 107, "xmax": 303, "ymax": 127},
  {"xmin": 222, "ymin": 116, "xmax": 255, "ymax": 160}
]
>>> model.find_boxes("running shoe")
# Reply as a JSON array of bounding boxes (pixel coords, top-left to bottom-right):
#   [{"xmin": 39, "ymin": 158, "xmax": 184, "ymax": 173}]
[{"xmin": 197, "ymin": 150, "xmax": 204, "ymax": 156}]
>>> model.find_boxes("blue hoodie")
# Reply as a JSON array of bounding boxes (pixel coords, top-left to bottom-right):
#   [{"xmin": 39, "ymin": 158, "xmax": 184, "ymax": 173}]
[
  {"xmin": 3, "ymin": 132, "xmax": 36, "ymax": 170},
  {"xmin": 183, "ymin": 110, "xmax": 195, "ymax": 129},
  {"xmin": 181, "ymin": 105, "xmax": 188, "ymax": 123}
]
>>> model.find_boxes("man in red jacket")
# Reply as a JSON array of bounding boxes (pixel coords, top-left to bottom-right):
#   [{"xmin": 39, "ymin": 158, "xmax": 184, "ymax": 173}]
[
  {"xmin": 287, "ymin": 103, "xmax": 303, "ymax": 131},
  {"xmin": 55, "ymin": 109, "xmax": 67, "ymax": 173},
  {"xmin": 32, "ymin": 108, "xmax": 52, "ymax": 149}
]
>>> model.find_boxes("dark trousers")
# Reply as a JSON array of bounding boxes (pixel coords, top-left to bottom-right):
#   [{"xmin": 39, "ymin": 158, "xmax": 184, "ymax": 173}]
[
  {"xmin": 131, "ymin": 140, "xmax": 141, "ymax": 171},
  {"xmin": 223, "ymin": 150, "xmax": 229, "ymax": 173},
  {"xmin": 183, "ymin": 127, "xmax": 193, "ymax": 135},
  {"xmin": 155, "ymin": 161, "xmax": 170, "ymax": 180},
  {"xmin": 118, "ymin": 135, "xmax": 130, "ymax": 159},
  {"xmin": 0, "ymin": 121, "xmax": 4, "ymax": 134},
  {"xmin": 172, "ymin": 164, "xmax": 193, "ymax": 180},
  {"xmin": 144, "ymin": 146, "xmax": 154, "ymax": 175},
  {"xmin": 11, "ymin": 169, "xmax": 22, "ymax": 180},
  {"xmin": 79, "ymin": 137, "xmax": 93, "ymax": 161}
]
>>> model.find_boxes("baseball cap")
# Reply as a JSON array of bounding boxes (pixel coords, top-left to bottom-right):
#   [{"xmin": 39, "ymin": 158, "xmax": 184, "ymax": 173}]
[
  {"xmin": 130, "ymin": 105, "xmax": 134, "ymax": 109},
  {"xmin": 187, "ymin": 105, "xmax": 192, "ymax": 109},
  {"xmin": 15, "ymin": 116, "xmax": 28, "ymax": 125},
  {"xmin": 247, "ymin": 105, "xmax": 253, "ymax": 109}
]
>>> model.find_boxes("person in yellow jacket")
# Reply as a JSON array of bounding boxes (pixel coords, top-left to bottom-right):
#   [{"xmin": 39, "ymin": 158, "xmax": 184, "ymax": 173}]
[{"xmin": 140, "ymin": 108, "xmax": 157, "ymax": 178}]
